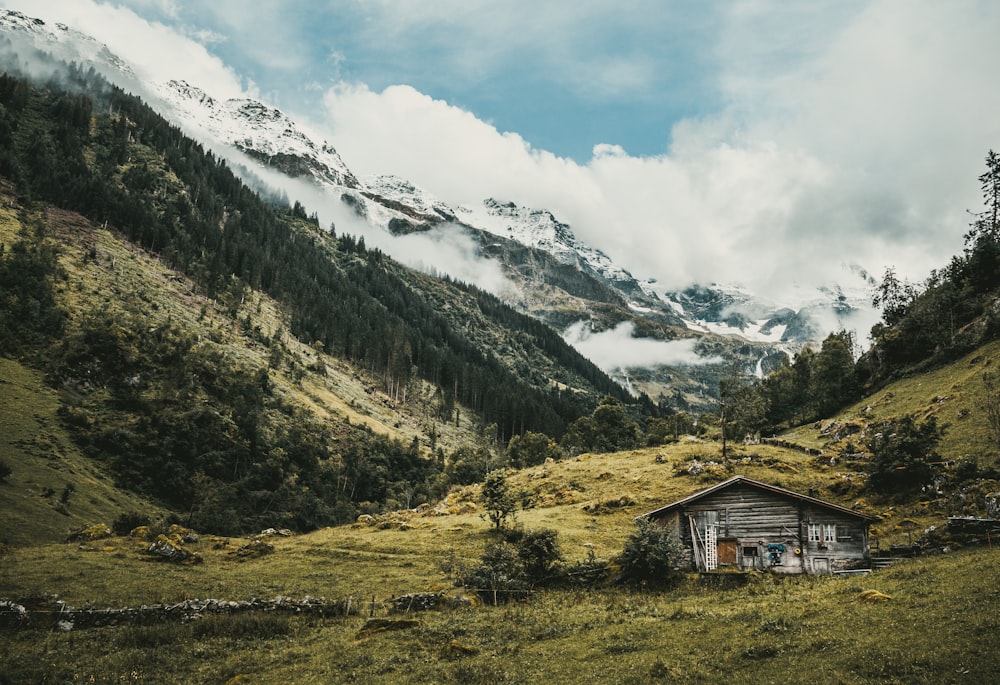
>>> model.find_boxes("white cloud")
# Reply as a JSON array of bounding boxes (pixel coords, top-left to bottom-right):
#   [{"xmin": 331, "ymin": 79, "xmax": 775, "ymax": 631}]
[
  {"xmin": 7, "ymin": 0, "xmax": 997, "ymax": 318},
  {"xmin": 189, "ymin": 142, "xmax": 517, "ymax": 298},
  {"xmin": 2, "ymin": 0, "xmax": 248, "ymax": 98},
  {"xmin": 320, "ymin": 83, "xmax": 595, "ymax": 208},
  {"xmin": 315, "ymin": 0, "xmax": 1000, "ymax": 306},
  {"xmin": 562, "ymin": 321, "xmax": 719, "ymax": 373},
  {"xmin": 391, "ymin": 225, "xmax": 515, "ymax": 296}
]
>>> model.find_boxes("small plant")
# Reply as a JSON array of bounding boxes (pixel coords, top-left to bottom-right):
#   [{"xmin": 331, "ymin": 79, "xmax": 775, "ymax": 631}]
[
  {"xmin": 982, "ymin": 371, "xmax": 1000, "ymax": 448},
  {"xmin": 0, "ymin": 458, "xmax": 11, "ymax": 483},
  {"xmin": 559, "ymin": 548, "xmax": 611, "ymax": 587}
]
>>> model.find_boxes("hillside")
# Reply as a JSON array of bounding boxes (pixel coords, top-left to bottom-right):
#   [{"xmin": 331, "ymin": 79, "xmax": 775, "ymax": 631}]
[
  {"xmin": 0, "ymin": 356, "xmax": 160, "ymax": 546},
  {"xmin": 0, "ymin": 183, "xmax": 488, "ymax": 540},
  {"xmin": 785, "ymin": 338, "xmax": 1000, "ymax": 467},
  {"xmin": 0, "ymin": 65, "xmax": 661, "ymax": 538}
]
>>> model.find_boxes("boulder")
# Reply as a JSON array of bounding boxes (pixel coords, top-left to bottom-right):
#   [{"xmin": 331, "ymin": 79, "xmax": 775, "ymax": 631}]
[
  {"xmin": 0, "ymin": 601, "xmax": 27, "ymax": 628},
  {"xmin": 232, "ymin": 539, "xmax": 274, "ymax": 558},
  {"xmin": 147, "ymin": 534, "xmax": 201, "ymax": 564},
  {"xmin": 168, "ymin": 523, "xmax": 200, "ymax": 543}
]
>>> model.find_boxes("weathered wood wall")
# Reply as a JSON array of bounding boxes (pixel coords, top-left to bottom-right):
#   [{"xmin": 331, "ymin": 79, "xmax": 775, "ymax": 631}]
[{"xmin": 650, "ymin": 483, "xmax": 869, "ymax": 574}]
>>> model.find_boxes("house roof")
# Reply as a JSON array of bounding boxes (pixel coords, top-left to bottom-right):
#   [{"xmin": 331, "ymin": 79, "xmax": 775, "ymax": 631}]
[{"xmin": 639, "ymin": 475, "xmax": 879, "ymax": 522}]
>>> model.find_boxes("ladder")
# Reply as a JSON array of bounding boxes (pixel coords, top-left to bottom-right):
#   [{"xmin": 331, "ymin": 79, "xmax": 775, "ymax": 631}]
[{"xmin": 705, "ymin": 524, "xmax": 718, "ymax": 571}]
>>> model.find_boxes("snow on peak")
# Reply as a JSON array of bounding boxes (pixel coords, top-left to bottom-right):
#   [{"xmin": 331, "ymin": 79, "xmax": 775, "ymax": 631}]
[
  {"xmin": 0, "ymin": 9, "xmax": 136, "ymax": 79},
  {"xmin": 457, "ymin": 198, "xmax": 634, "ymax": 284},
  {"xmin": 0, "ymin": 10, "xmax": 359, "ymax": 191},
  {"xmin": 364, "ymin": 175, "xmax": 456, "ymax": 221},
  {"xmin": 157, "ymin": 80, "xmax": 360, "ymax": 189}
]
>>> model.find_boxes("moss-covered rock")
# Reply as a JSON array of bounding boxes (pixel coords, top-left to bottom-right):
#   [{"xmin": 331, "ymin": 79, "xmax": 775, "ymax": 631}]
[
  {"xmin": 66, "ymin": 523, "xmax": 112, "ymax": 542},
  {"xmin": 232, "ymin": 538, "xmax": 274, "ymax": 558},
  {"xmin": 168, "ymin": 523, "xmax": 200, "ymax": 543},
  {"xmin": 146, "ymin": 534, "xmax": 201, "ymax": 564}
]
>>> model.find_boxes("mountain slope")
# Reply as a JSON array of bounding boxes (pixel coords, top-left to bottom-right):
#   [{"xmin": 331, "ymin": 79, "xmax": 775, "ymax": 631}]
[
  {"xmin": 0, "ymin": 65, "xmax": 655, "ymax": 538},
  {"xmin": 0, "ymin": 8, "xmax": 844, "ymax": 411},
  {"xmin": 0, "ymin": 356, "xmax": 161, "ymax": 546}
]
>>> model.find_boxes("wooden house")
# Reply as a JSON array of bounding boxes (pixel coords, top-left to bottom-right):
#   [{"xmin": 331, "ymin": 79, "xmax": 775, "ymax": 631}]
[{"xmin": 641, "ymin": 476, "xmax": 878, "ymax": 575}]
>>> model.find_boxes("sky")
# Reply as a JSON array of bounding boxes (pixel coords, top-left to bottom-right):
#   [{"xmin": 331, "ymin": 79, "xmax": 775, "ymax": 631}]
[{"xmin": 5, "ymin": 0, "xmax": 1000, "ymax": 310}]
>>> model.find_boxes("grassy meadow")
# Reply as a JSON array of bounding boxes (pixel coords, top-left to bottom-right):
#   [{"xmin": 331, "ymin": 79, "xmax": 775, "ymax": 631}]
[{"xmin": 2, "ymin": 438, "xmax": 999, "ymax": 684}]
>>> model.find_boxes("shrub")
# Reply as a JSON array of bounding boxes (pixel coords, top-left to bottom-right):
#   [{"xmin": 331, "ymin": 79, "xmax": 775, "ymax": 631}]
[
  {"xmin": 512, "ymin": 528, "xmax": 562, "ymax": 583},
  {"xmin": 462, "ymin": 542, "xmax": 527, "ymax": 598},
  {"xmin": 507, "ymin": 431, "xmax": 564, "ymax": 467},
  {"xmin": 558, "ymin": 548, "xmax": 612, "ymax": 587},
  {"xmin": 460, "ymin": 528, "xmax": 569, "ymax": 597},
  {"xmin": 866, "ymin": 415, "xmax": 943, "ymax": 494},
  {"xmin": 445, "ymin": 446, "xmax": 492, "ymax": 486},
  {"xmin": 112, "ymin": 511, "xmax": 151, "ymax": 536},
  {"xmin": 0, "ymin": 458, "xmax": 11, "ymax": 483},
  {"xmin": 617, "ymin": 518, "xmax": 685, "ymax": 588}
]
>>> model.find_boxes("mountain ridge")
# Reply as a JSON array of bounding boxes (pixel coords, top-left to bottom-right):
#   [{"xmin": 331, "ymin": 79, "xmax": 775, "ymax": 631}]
[{"xmin": 0, "ymin": 7, "xmax": 876, "ymax": 401}]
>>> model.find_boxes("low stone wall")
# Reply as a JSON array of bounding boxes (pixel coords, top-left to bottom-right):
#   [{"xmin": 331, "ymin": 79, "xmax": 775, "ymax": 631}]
[
  {"xmin": 0, "ymin": 595, "xmax": 357, "ymax": 631},
  {"xmin": 760, "ymin": 437, "xmax": 822, "ymax": 456}
]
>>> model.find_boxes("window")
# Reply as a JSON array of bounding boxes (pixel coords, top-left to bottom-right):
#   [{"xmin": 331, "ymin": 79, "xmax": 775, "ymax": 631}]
[
  {"xmin": 742, "ymin": 546, "xmax": 758, "ymax": 557},
  {"xmin": 808, "ymin": 524, "xmax": 821, "ymax": 542},
  {"xmin": 836, "ymin": 525, "xmax": 853, "ymax": 540},
  {"xmin": 809, "ymin": 523, "xmax": 835, "ymax": 545}
]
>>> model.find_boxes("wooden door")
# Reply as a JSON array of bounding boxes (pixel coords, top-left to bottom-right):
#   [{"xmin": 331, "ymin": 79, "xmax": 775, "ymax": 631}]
[{"xmin": 717, "ymin": 540, "xmax": 737, "ymax": 566}]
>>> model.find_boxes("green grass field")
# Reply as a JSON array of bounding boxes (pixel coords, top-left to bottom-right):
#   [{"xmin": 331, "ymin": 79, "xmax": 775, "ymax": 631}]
[
  {"xmin": 2, "ymin": 433, "xmax": 999, "ymax": 683},
  {"xmin": 1, "ymin": 524, "xmax": 996, "ymax": 684}
]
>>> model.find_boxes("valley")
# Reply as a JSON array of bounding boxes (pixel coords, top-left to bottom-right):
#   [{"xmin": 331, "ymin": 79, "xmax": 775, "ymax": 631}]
[{"xmin": 0, "ymin": 9, "xmax": 999, "ymax": 684}]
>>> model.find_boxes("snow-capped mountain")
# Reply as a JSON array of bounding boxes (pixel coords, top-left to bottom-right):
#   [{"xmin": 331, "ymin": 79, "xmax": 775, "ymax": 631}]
[
  {"xmin": 459, "ymin": 199, "xmax": 642, "ymax": 291},
  {"xmin": 364, "ymin": 175, "xmax": 457, "ymax": 222},
  {"xmin": 642, "ymin": 265, "xmax": 878, "ymax": 347},
  {"xmin": 0, "ymin": 8, "xmax": 882, "ymax": 406},
  {"xmin": 0, "ymin": 10, "xmax": 136, "ymax": 80},
  {"xmin": 364, "ymin": 178, "xmax": 653, "ymax": 301},
  {"xmin": 155, "ymin": 80, "xmax": 360, "ymax": 190}
]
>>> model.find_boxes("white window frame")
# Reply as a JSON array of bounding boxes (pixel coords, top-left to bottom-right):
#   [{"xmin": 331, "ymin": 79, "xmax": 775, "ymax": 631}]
[
  {"xmin": 824, "ymin": 524, "xmax": 836, "ymax": 543},
  {"xmin": 808, "ymin": 523, "xmax": 821, "ymax": 542}
]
